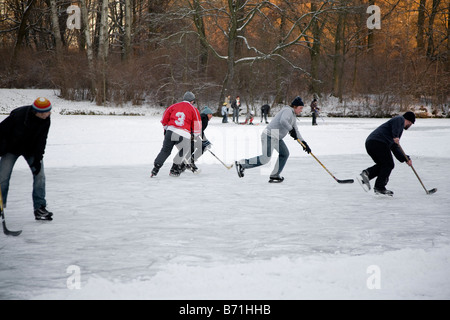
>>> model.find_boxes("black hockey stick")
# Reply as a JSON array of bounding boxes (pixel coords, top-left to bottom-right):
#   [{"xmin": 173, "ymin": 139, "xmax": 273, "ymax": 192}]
[
  {"xmin": 398, "ymin": 145, "xmax": 437, "ymax": 195},
  {"xmin": 0, "ymin": 189, "xmax": 22, "ymax": 236},
  {"xmin": 297, "ymin": 139, "xmax": 354, "ymax": 184}
]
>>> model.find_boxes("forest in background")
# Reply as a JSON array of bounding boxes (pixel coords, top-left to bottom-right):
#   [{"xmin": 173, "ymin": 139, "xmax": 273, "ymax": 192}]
[{"xmin": 0, "ymin": 0, "xmax": 448, "ymax": 116}]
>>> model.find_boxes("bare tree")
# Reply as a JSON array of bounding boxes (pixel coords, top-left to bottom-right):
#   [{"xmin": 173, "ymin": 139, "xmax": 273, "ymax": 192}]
[
  {"xmin": 10, "ymin": 0, "xmax": 35, "ymax": 68},
  {"xmin": 97, "ymin": 0, "xmax": 110, "ymax": 105},
  {"xmin": 123, "ymin": 0, "xmax": 132, "ymax": 60}
]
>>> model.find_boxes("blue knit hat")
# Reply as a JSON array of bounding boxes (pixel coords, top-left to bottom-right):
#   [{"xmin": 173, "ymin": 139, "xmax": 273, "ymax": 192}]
[{"xmin": 201, "ymin": 106, "xmax": 213, "ymax": 115}]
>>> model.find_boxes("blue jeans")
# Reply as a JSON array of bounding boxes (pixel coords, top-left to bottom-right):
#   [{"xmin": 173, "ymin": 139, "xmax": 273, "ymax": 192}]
[
  {"xmin": 233, "ymin": 108, "xmax": 239, "ymax": 123},
  {"xmin": 243, "ymin": 133, "xmax": 290, "ymax": 176},
  {"xmin": 0, "ymin": 153, "xmax": 46, "ymax": 210}
]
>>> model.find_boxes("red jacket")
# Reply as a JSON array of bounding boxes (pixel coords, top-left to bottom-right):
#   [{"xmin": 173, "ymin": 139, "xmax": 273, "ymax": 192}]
[{"xmin": 161, "ymin": 101, "xmax": 202, "ymax": 138}]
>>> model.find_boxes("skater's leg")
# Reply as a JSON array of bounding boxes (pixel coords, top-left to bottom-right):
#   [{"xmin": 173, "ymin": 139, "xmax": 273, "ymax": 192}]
[
  {"xmin": 25, "ymin": 156, "xmax": 47, "ymax": 210},
  {"xmin": 154, "ymin": 131, "xmax": 181, "ymax": 167},
  {"xmin": 365, "ymin": 140, "xmax": 394, "ymax": 190},
  {"xmin": 242, "ymin": 134, "xmax": 273, "ymax": 169},
  {"xmin": 0, "ymin": 153, "xmax": 19, "ymax": 207},
  {"xmin": 270, "ymin": 139, "xmax": 289, "ymax": 176}
]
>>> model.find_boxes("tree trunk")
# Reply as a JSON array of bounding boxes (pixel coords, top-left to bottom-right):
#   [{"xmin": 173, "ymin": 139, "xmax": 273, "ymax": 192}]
[
  {"xmin": 191, "ymin": 0, "xmax": 209, "ymax": 75},
  {"xmin": 49, "ymin": 0, "xmax": 63, "ymax": 55},
  {"xmin": 219, "ymin": 0, "xmax": 241, "ymax": 106},
  {"xmin": 332, "ymin": 9, "xmax": 345, "ymax": 101},
  {"xmin": 309, "ymin": 3, "xmax": 323, "ymax": 97},
  {"xmin": 97, "ymin": 0, "xmax": 110, "ymax": 105},
  {"xmin": 10, "ymin": 0, "xmax": 36, "ymax": 68},
  {"xmin": 426, "ymin": 0, "xmax": 442, "ymax": 59},
  {"xmin": 416, "ymin": 0, "xmax": 427, "ymax": 52},
  {"xmin": 367, "ymin": 0, "xmax": 375, "ymax": 54},
  {"xmin": 80, "ymin": 0, "xmax": 95, "ymax": 99},
  {"xmin": 123, "ymin": 0, "xmax": 132, "ymax": 60}
]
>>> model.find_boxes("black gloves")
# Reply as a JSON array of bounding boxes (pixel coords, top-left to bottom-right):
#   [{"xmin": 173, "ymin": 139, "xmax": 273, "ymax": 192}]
[
  {"xmin": 301, "ymin": 141, "xmax": 311, "ymax": 154},
  {"xmin": 289, "ymin": 129, "xmax": 298, "ymax": 140},
  {"xmin": 31, "ymin": 159, "xmax": 42, "ymax": 176}
]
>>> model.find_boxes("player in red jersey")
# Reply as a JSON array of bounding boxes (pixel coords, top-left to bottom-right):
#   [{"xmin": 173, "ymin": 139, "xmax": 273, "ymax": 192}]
[{"xmin": 151, "ymin": 92, "xmax": 202, "ymax": 177}]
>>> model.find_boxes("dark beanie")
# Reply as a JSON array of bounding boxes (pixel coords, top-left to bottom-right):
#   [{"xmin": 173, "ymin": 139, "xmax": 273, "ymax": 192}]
[
  {"xmin": 403, "ymin": 111, "xmax": 416, "ymax": 124},
  {"xmin": 291, "ymin": 96, "xmax": 304, "ymax": 107}
]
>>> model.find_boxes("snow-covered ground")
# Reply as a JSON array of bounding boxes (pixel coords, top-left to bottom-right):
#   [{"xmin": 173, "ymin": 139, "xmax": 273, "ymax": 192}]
[{"xmin": 0, "ymin": 89, "xmax": 449, "ymax": 300}]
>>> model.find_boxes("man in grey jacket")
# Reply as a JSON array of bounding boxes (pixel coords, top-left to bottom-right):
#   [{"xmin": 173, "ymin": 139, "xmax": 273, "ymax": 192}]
[
  {"xmin": 359, "ymin": 111, "xmax": 415, "ymax": 196},
  {"xmin": 235, "ymin": 97, "xmax": 311, "ymax": 183}
]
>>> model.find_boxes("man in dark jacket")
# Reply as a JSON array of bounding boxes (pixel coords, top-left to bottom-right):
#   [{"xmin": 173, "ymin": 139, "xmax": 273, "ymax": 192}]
[
  {"xmin": 183, "ymin": 106, "xmax": 213, "ymax": 174},
  {"xmin": 0, "ymin": 97, "xmax": 53, "ymax": 220},
  {"xmin": 310, "ymin": 98, "xmax": 319, "ymax": 126},
  {"xmin": 358, "ymin": 111, "xmax": 415, "ymax": 196},
  {"xmin": 261, "ymin": 104, "xmax": 270, "ymax": 124},
  {"xmin": 231, "ymin": 96, "xmax": 241, "ymax": 123}
]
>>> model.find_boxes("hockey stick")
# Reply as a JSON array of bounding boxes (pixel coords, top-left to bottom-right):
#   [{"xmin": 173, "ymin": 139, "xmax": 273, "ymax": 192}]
[
  {"xmin": 208, "ymin": 150, "xmax": 233, "ymax": 169},
  {"xmin": 0, "ymin": 189, "xmax": 22, "ymax": 236},
  {"xmin": 319, "ymin": 113, "xmax": 325, "ymax": 123},
  {"xmin": 297, "ymin": 139, "xmax": 354, "ymax": 184},
  {"xmin": 398, "ymin": 145, "xmax": 437, "ymax": 195}
]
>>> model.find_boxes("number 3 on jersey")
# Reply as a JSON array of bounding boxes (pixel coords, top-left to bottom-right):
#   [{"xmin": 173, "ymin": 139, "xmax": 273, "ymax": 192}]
[{"xmin": 175, "ymin": 112, "xmax": 186, "ymax": 126}]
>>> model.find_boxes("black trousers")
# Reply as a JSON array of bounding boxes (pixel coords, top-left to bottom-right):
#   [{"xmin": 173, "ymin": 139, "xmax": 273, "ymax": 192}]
[
  {"xmin": 312, "ymin": 112, "xmax": 317, "ymax": 125},
  {"xmin": 154, "ymin": 130, "xmax": 191, "ymax": 166},
  {"xmin": 365, "ymin": 140, "xmax": 395, "ymax": 190}
]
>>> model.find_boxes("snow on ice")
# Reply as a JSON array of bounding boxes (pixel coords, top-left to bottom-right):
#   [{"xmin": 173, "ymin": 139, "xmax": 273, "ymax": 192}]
[{"xmin": 0, "ymin": 89, "xmax": 449, "ymax": 300}]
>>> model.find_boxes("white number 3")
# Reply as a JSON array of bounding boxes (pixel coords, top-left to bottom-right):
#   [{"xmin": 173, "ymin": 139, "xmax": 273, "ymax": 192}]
[{"xmin": 175, "ymin": 112, "xmax": 186, "ymax": 126}]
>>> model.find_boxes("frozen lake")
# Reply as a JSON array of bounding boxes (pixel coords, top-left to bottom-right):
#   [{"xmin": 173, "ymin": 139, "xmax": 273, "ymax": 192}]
[{"xmin": 0, "ymin": 90, "xmax": 449, "ymax": 300}]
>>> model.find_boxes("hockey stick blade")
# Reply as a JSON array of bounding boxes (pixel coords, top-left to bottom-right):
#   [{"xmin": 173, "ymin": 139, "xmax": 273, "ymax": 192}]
[
  {"xmin": 296, "ymin": 139, "xmax": 354, "ymax": 185},
  {"xmin": 336, "ymin": 179, "xmax": 354, "ymax": 184},
  {"xmin": 427, "ymin": 188, "xmax": 437, "ymax": 195},
  {"xmin": 208, "ymin": 150, "xmax": 233, "ymax": 169},
  {"xmin": 1, "ymin": 191, "xmax": 22, "ymax": 236},
  {"xmin": 2, "ymin": 220, "xmax": 22, "ymax": 236}
]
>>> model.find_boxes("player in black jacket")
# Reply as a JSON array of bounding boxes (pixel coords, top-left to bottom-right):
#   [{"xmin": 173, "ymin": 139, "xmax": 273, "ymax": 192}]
[
  {"xmin": 183, "ymin": 106, "xmax": 213, "ymax": 174},
  {"xmin": 358, "ymin": 111, "xmax": 415, "ymax": 196},
  {"xmin": 0, "ymin": 98, "xmax": 53, "ymax": 220}
]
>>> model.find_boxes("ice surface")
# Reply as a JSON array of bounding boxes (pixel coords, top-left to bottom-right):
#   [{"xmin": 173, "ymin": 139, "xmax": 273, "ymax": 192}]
[{"xmin": 0, "ymin": 89, "xmax": 449, "ymax": 300}]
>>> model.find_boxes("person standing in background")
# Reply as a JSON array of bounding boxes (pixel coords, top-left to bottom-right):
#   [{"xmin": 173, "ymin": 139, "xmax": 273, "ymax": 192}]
[
  {"xmin": 261, "ymin": 104, "xmax": 270, "ymax": 124},
  {"xmin": 232, "ymin": 96, "xmax": 241, "ymax": 123},
  {"xmin": 310, "ymin": 98, "xmax": 319, "ymax": 126}
]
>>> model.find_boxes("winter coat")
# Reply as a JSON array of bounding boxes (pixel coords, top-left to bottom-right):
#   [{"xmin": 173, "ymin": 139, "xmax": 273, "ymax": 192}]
[
  {"xmin": 0, "ymin": 106, "xmax": 50, "ymax": 161},
  {"xmin": 200, "ymin": 113, "xmax": 209, "ymax": 139},
  {"xmin": 221, "ymin": 106, "xmax": 228, "ymax": 116},
  {"xmin": 366, "ymin": 116, "xmax": 406, "ymax": 162},
  {"xmin": 261, "ymin": 104, "xmax": 270, "ymax": 114},
  {"xmin": 231, "ymin": 99, "xmax": 241, "ymax": 110},
  {"xmin": 310, "ymin": 100, "xmax": 319, "ymax": 113}
]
